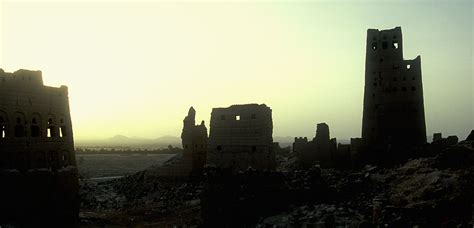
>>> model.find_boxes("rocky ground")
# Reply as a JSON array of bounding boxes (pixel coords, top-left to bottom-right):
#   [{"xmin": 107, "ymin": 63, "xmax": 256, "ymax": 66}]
[{"xmin": 79, "ymin": 142, "xmax": 474, "ymax": 227}]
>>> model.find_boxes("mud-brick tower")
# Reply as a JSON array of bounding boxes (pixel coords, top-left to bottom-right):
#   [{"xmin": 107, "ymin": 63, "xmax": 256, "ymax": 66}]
[{"xmin": 362, "ymin": 27, "xmax": 426, "ymax": 147}]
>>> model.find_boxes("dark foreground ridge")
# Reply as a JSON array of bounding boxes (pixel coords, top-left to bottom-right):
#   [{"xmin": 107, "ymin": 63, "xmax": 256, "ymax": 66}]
[{"xmin": 79, "ymin": 140, "xmax": 474, "ymax": 227}]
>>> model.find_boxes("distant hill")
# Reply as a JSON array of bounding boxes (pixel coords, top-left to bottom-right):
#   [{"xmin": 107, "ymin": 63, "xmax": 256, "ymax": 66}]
[{"xmin": 76, "ymin": 135, "xmax": 181, "ymax": 149}]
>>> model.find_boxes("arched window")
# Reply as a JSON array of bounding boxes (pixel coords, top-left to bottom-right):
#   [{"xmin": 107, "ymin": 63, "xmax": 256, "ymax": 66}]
[
  {"xmin": 31, "ymin": 115, "xmax": 41, "ymax": 137},
  {"xmin": 14, "ymin": 115, "xmax": 26, "ymax": 137},
  {"xmin": 47, "ymin": 118, "xmax": 56, "ymax": 138},
  {"xmin": 59, "ymin": 118, "xmax": 67, "ymax": 138},
  {"xmin": 0, "ymin": 115, "xmax": 6, "ymax": 138}
]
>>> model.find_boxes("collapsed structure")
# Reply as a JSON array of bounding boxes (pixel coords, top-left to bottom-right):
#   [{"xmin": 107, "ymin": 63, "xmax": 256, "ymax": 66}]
[
  {"xmin": 362, "ymin": 27, "xmax": 427, "ymax": 147},
  {"xmin": 293, "ymin": 123, "xmax": 337, "ymax": 167},
  {"xmin": 0, "ymin": 69, "xmax": 78, "ymax": 226},
  {"xmin": 146, "ymin": 107, "xmax": 208, "ymax": 178},
  {"xmin": 207, "ymin": 104, "xmax": 276, "ymax": 171}
]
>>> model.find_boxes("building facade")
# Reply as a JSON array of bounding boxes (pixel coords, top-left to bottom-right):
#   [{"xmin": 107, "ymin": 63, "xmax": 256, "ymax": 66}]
[
  {"xmin": 208, "ymin": 104, "xmax": 275, "ymax": 171},
  {"xmin": 0, "ymin": 69, "xmax": 78, "ymax": 226},
  {"xmin": 362, "ymin": 27, "xmax": 427, "ymax": 146}
]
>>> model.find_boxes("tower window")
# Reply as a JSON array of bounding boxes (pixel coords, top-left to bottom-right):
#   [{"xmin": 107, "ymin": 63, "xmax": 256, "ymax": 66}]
[
  {"xmin": 371, "ymin": 42, "xmax": 377, "ymax": 51},
  {"xmin": 47, "ymin": 126, "xmax": 56, "ymax": 138},
  {"xmin": 411, "ymin": 86, "xmax": 416, "ymax": 91},
  {"xmin": 402, "ymin": 87, "xmax": 407, "ymax": 91},
  {"xmin": 393, "ymin": 87, "xmax": 398, "ymax": 92},
  {"xmin": 59, "ymin": 126, "xmax": 66, "ymax": 138},
  {"xmin": 392, "ymin": 41, "xmax": 399, "ymax": 49},
  {"xmin": 406, "ymin": 64, "xmax": 411, "ymax": 70},
  {"xmin": 236, "ymin": 115, "xmax": 240, "ymax": 121},
  {"xmin": 217, "ymin": 146, "xmax": 222, "ymax": 151},
  {"xmin": 1, "ymin": 125, "xmax": 6, "ymax": 138}
]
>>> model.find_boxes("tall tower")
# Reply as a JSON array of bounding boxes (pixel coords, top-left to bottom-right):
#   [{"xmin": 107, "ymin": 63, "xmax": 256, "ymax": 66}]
[{"xmin": 362, "ymin": 27, "xmax": 426, "ymax": 146}]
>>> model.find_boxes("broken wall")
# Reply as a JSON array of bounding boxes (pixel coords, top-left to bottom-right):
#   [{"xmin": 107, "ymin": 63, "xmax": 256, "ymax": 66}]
[{"xmin": 208, "ymin": 104, "xmax": 275, "ymax": 171}]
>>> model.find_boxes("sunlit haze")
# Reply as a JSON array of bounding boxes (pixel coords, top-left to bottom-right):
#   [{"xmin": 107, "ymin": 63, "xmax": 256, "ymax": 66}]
[{"xmin": 1, "ymin": 1, "xmax": 472, "ymax": 140}]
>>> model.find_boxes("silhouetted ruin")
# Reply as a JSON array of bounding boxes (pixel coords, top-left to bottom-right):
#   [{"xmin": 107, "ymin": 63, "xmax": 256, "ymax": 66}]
[
  {"xmin": 362, "ymin": 27, "xmax": 427, "ymax": 147},
  {"xmin": 144, "ymin": 107, "xmax": 208, "ymax": 178},
  {"xmin": 293, "ymin": 123, "xmax": 337, "ymax": 167},
  {"xmin": 207, "ymin": 104, "xmax": 276, "ymax": 171},
  {"xmin": 0, "ymin": 69, "xmax": 79, "ymax": 226},
  {"xmin": 73, "ymin": 26, "xmax": 474, "ymax": 227}
]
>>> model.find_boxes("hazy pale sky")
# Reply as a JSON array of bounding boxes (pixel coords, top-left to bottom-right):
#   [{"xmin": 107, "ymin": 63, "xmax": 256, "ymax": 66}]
[{"xmin": 1, "ymin": 0, "xmax": 472, "ymax": 140}]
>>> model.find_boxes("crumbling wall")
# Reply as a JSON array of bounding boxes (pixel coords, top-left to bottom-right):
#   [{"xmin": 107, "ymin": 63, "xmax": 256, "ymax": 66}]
[
  {"xmin": 0, "ymin": 69, "xmax": 78, "ymax": 226},
  {"xmin": 362, "ymin": 27, "xmax": 427, "ymax": 147},
  {"xmin": 145, "ymin": 107, "xmax": 208, "ymax": 178},
  {"xmin": 207, "ymin": 104, "xmax": 275, "ymax": 171},
  {"xmin": 294, "ymin": 123, "xmax": 337, "ymax": 168}
]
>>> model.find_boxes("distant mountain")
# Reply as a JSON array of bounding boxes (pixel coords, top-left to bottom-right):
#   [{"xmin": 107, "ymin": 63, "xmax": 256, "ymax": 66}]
[
  {"xmin": 76, "ymin": 135, "xmax": 182, "ymax": 148},
  {"xmin": 155, "ymin": 135, "xmax": 181, "ymax": 142}
]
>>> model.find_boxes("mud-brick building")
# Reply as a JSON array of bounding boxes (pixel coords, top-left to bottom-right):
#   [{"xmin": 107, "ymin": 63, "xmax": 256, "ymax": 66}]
[
  {"xmin": 362, "ymin": 27, "xmax": 426, "ymax": 147},
  {"xmin": 207, "ymin": 104, "xmax": 276, "ymax": 171},
  {"xmin": 0, "ymin": 69, "xmax": 79, "ymax": 226}
]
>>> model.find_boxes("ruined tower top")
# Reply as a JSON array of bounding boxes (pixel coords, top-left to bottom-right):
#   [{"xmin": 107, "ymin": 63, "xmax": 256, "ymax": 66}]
[
  {"xmin": 315, "ymin": 123, "xmax": 330, "ymax": 142},
  {"xmin": 366, "ymin": 27, "xmax": 404, "ymax": 61}
]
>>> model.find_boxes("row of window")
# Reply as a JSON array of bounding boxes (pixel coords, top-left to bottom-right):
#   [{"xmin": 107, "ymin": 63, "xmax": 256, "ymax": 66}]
[
  {"xmin": 373, "ymin": 34, "xmax": 397, "ymax": 41},
  {"xmin": 371, "ymin": 86, "xmax": 417, "ymax": 97},
  {"xmin": 372, "ymin": 40, "xmax": 399, "ymax": 51},
  {"xmin": 373, "ymin": 77, "xmax": 416, "ymax": 84},
  {"xmin": 220, "ymin": 114, "xmax": 257, "ymax": 121},
  {"xmin": 0, "ymin": 116, "xmax": 68, "ymax": 139}
]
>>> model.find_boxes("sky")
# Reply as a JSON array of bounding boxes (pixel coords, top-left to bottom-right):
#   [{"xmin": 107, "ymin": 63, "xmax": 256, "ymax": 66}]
[{"xmin": 0, "ymin": 0, "xmax": 472, "ymax": 141}]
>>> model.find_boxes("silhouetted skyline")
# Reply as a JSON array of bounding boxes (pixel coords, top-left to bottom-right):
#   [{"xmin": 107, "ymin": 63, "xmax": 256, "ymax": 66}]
[{"xmin": 1, "ymin": 1, "xmax": 472, "ymax": 140}]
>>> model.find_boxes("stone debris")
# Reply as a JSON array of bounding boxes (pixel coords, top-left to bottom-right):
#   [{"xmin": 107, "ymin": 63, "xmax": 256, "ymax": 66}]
[{"xmin": 79, "ymin": 142, "xmax": 473, "ymax": 227}]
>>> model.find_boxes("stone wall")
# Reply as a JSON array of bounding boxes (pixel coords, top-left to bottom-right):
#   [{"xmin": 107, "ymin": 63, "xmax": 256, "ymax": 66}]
[
  {"xmin": 208, "ymin": 104, "xmax": 275, "ymax": 171},
  {"xmin": 0, "ymin": 69, "xmax": 78, "ymax": 226},
  {"xmin": 362, "ymin": 27, "xmax": 427, "ymax": 147}
]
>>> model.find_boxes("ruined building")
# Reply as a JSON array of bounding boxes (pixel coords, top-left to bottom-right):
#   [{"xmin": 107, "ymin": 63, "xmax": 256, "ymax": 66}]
[
  {"xmin": 146, "ymin": 107, "xmax": 208, "ymax": 178},
  {"xmin": 0, "ymin": 69, "xmax": 79, "ymax": 226},
  {"xmin": 293, "ymin": 123, "xmax": 337, "ymax": 168},
  {"xmin": 207, "ymin": 104, "xmax": 276, "ymax": 171},
  {"xmin": 362, "ymin": 27, "xmax": 426, "ymax": 147}
]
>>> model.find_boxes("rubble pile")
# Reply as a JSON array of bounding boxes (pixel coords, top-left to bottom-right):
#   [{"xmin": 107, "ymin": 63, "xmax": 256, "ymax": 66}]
[{"xmin": 79, "ymin": 143, "xmax": 474, "ymax": 227}]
